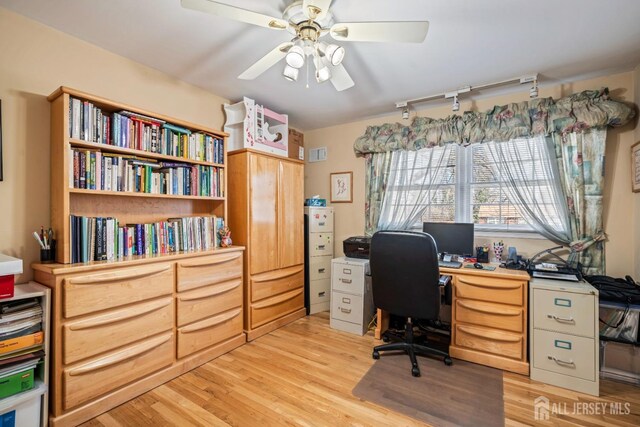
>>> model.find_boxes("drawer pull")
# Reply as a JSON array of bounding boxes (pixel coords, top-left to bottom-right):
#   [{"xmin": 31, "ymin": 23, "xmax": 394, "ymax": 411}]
[
  {"xmin": 68, "ymin": 297, "xmax": 172, "ymax": 330},
  {"xmin": 68, "ymin": 264, "xmax": 172, "ymax": 285},
  {"xmin": 547, "ymin": 314, "xmax": 575, "ymax": 324},
  {"xmin": 180, "ymin": 308, "xmax": 241, "ymax": 333},
  {"xmin": 67, "ymin": 333, "xmax": 172, "ymax": 376},
  {"xmin": 341, "ymin": 278, "xmax": 352, "ymax": 284},
  {"xmin": 318, "ymin": 268, "xmax": 326, "ymax": 273},
  {"xmin": 554, "ymin": 298, "xmax": 572, "ymax": 307},
  {"xmin": 318, "ymin": 245, "xmax": 326, "ymax": 250},
  {"xmin": 318, "ymin": 291, "xmax": 326, "ymax": 297},
  {"xmin": 548, "ymin": 355, "xmax": 575, "ymax": 367},
  {"xmin": 318, "ymin": 222, "xmax": 325, "ymax": 226},
  {"xmin": 340, "ymin": 308, "xmax": 352, "ymax": 314},
  {"xmin": 343, "ymin": 269, "xmax": 352, "ymax": 275},
  {"xmin": 342, "ymin": 297, "xmax": 351, "ymax": 304},
  {"xmin": 179, "ymin": 279, "xmax": 241, "ymax": 302},
  {"xmin": 178, "ymin": 252, "xmax": 241, "ymax": 268}
]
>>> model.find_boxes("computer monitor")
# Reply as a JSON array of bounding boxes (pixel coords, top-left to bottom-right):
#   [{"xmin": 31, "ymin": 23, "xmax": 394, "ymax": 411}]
[{"xmin": 422, "ymin": 222, "xmax": 474, "ymax": 257}]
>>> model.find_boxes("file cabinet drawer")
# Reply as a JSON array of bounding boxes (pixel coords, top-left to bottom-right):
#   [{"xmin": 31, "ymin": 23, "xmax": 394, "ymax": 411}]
[
  {"xmin": 63, "ymin": 333, "xmax": 174, "ymax": 410},
  {"xmin": 332, "ymin": 263, "xmax": 365, "ymax": 295},
  {"xmin": 533, "ymin": 289, "xmax": 595, "ymax": 337},
  {"xmin": 177, "ymin": 308, "xmax": 243, "ymax": 358},
  {"xmin": 455, "ymin": 275, "xmax": 525, "ymax": 306},
  {"xmin": 250, "ymin": 265, "xmax": 303, "ymax": 302},
  {"xmin": 454, "ymin": 324, "xmax": 524, "ymax": 360},
  {"xmin": 309, "ymin": 256, "xmax": 332, "ymax": 281},
  {"xmin": 177, "ymin": 278, "xmax": 242, "ymax": 327},
  {"xmin": 308, "ymin": 233, "xmax": 333, "ymax": 257},
  {"xmin": 251, "ymin": 288, "xmax": 304, "ymax": 329},
  {"xmin": 331, "ymin": 293, "xmax": 364, "ymax": 325},
  {"xmin": 63, "ymin": 263, "xmax": 173, "ymax": 318},
  {"xmin": 177, "ymin": 251, "xmax": 243, "ymax": 292},
  {"xmin": 309, "ymin": 279, "xmax": 330, "ymax": 305},
  {"xmin": 532, "ymin": 329, "xmax": 595, "ymax": 380},
  {"xmin": 455, "ymin": 299, "xmax": 524, "ymax": 333},
  {"xmin": 63, "ymin": 297, "xmax": 174, "ymax": 364}
]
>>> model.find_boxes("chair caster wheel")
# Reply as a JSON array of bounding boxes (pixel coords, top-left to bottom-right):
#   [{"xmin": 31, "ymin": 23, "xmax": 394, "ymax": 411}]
[
  {"xmin": 444, "ymin": 356, "xmax": 453, "ymax": 366},
  {"xmin": 372, "ymin": 350, "xmax": 380, "ymax": 360},
  {"xmin": 411, "ymin": 367, "xmax": 420, "ymax": 377},
  {"xmin": 382, "ymin": 335, "xmax": 390, "ymax": 343}
]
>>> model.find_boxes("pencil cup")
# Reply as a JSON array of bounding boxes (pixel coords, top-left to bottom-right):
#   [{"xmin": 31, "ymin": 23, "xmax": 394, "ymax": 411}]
[{"xmin": 40, "ymin": 240, "xmax": 56, "ymax": 263}]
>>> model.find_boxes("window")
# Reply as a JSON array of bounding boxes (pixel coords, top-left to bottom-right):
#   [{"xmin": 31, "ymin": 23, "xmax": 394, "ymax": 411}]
[{"xmin": 379, "ymin": 136, "xmax": 564, "ymax": 233}]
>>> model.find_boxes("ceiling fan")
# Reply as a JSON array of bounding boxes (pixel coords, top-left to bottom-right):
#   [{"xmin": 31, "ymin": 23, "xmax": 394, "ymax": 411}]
[{"xmin": 181, "ymin": 0, "xmax": 429, "ymax": 91}]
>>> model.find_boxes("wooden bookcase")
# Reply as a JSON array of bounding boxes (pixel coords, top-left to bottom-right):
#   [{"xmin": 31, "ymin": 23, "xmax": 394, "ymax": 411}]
[{"xmin": 47, "ymin": 87, "xmax": 228, "ymax": 264}]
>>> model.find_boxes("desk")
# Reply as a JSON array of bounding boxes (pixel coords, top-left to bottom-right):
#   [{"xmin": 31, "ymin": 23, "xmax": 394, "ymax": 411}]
[{"xmin": 375, "ymin": 264, "xmax": 530, "ymax": 375}]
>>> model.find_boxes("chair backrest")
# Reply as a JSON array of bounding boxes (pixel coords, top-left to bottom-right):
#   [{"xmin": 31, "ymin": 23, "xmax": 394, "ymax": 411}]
[{"xmin": 370, "ymin": 230, "xmax": 441, "ymax": 319}]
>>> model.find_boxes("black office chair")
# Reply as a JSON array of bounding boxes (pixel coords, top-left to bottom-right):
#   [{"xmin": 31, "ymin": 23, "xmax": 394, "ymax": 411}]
[{"xmin": 370, "ymin": 230, "xmax": 452, "ymax": 377}]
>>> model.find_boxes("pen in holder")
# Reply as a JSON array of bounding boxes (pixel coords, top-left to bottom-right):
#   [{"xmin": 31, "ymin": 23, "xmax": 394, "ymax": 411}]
[{"xmin": 40, "ymin": 240, "xmax": 56, "ymax": 263}]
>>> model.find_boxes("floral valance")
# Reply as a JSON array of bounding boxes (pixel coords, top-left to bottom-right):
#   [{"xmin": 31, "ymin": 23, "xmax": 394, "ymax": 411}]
[{"xmin": 354, "ymin": 88, "xmax": 636, "ymax": 154}]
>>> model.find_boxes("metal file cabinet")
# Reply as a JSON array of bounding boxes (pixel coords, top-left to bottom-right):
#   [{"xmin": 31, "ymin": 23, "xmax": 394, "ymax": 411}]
[
  {"xmin": 330, "ymin": 257, "xmax": 374, "ymax": 335},
  {"xmin": 529, "ymin": 278, "xmax": 600, "ymax": 396},
  {"xmin": 304, "ymin": 207, "xmax": 334, "ymax": 314}
]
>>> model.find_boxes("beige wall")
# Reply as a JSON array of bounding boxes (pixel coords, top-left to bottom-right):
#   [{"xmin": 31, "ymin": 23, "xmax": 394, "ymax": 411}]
[
  {"xmin": 0, "ymin": 8, "xmax": 228, "ymax": 282},
  {"xmin": 305, "ymin": 72, "xmax": 638, "ymax": 278},
  {"xmin": 634, "ymin": 64, "xmax": 640, "ymax": 279}
]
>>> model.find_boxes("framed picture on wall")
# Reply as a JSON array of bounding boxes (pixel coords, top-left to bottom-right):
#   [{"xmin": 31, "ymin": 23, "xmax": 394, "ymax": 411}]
[
  {"xmin": 632, "ymin": 141, "xmax": 640, "ymax": 193},
  {"xmin": 330, "ymin": 171, "xmax": 352, "ymax": 203}
]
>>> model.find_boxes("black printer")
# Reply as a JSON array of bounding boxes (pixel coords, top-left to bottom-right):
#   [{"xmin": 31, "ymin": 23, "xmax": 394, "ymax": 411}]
[{"xmin": 343, "ymin": 236, "xmax": 371, "ymax": 259}]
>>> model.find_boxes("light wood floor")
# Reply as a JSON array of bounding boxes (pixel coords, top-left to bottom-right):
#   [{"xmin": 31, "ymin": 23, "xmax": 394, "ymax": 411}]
[{"xmin": 82, "ymin": 312, "xmax": 640, "ymax": 426}]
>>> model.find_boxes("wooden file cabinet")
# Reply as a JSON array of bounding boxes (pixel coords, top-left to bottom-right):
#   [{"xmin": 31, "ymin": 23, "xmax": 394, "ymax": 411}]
[
  {"xmin": 530, "ymin": 278, "xmax": 599, "ymax": 396},
  {"xmin": 330, "ymin": 257, "xmax": 374, "ymax": 335}
]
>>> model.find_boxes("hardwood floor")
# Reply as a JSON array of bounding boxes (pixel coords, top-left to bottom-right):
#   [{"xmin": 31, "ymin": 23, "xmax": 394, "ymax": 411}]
[{"xmin": 82, "ymin": 312, "xmax": 640, "ymax": 427}]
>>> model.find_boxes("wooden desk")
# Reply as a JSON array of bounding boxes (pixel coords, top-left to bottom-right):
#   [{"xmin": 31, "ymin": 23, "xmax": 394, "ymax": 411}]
[{"xmin": 375, "ymin": 264, "xmax": 530, "ymax": 375}]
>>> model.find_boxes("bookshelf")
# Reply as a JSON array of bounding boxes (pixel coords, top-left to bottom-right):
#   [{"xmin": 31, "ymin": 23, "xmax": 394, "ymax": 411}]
[{"xmin": 47, "ymin": 87, "xmax": 228, "ymax": 264}]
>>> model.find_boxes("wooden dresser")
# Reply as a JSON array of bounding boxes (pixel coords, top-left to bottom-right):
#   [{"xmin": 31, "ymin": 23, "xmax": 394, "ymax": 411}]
[
  {"xmin": 227, "ymin": 149, "xmax": 305, "ymax": 341},
  {"xmin": 33, "ymin": 248, "xmax": 245, "ymax": 426},
  {"xmin": 376, "ymin": 265, "xmax": 530, "ymax": 375}
]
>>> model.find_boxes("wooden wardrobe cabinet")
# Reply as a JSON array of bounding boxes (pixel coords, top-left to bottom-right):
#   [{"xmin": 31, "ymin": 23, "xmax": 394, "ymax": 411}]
[{"xmin": 228, "ymin": 149, "xmax": 305, "ymax": 340}]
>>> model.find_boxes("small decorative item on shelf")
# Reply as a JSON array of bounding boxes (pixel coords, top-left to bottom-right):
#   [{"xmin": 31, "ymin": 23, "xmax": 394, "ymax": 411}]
[
  {"xmin": 492, "ymin": 240, "xmax": 504, "ymax": 262},
  {"xmin": 218, "ymin": 226, "xmax": 232, "ymax": 248}
]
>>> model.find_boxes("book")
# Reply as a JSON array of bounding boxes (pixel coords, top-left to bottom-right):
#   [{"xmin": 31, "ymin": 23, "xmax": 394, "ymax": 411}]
[{"xmin": 0, "ymin": 331, "xmax": 43, "ymax": 356}]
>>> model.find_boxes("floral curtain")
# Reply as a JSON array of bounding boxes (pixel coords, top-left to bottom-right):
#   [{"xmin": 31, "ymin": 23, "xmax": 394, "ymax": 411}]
[{"xmin": 364, "ymin": 153, "xmax": 392, "ymax": 236}]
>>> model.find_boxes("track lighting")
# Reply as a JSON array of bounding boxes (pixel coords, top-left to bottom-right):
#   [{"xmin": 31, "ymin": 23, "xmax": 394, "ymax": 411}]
[
  {"xmin": 324, "ymin": 44, "xmax": 345, "ymax": 66},
  {"xmin": 402, "ymin": 107, "xmax": 409, "ymax": 120},
  {"xmin": 452, "ymin": 95, "xmax": 460, "ymax": 112},
  {"xmin": 283, "ymin": 65, "xmax": 299, "ymax": 81},
  {"xmin": 285, "ymin": 45, "xmax": 305, "ymax": 69},
  {"xmin": 529, "ymin": 78, "xmax": 538, "ymax": 98}
]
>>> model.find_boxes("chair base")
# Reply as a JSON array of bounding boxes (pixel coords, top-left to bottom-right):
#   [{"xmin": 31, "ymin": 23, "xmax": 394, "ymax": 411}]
[{"xmin": 372, "ymin": 318, "xmax": 452, "ymax": 377}]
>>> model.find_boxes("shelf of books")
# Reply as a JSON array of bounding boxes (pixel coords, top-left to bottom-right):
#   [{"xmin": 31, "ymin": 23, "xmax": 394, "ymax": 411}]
[
  {"xmin": 47, "ymin": 87, "xmax": 229, "ymax": 264},
  {"xmin": 0, "ymin": 282, "xmax": 51, "ymax": 427}
]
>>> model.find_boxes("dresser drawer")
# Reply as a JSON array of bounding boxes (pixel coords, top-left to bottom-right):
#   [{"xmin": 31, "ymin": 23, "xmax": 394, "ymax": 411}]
[
  {"xmin": 251, "ymin": 265, "xmax": 303, "ymax": 302},
  {"xmin": 177, "ymin": 307, "xmax": 243, "ymax": 358},
  {"xmin": 308, "ymin": 233, "xmax": 333, "ymax": 257},
  {"xmin": 332, "ymin": 263, "xmax": 365, "ymax": 295},
  {"xmin": 63, "ymin": 263, "xmax": 173, "ymax": 318},
  {"xmin": 309, "ymin": 256, "xmax": 332, "ymax": 281},
  {"xmin": 63, "ymin": 297, "xmax": 174, "ymax": 364},
  {"xmin": 250, "ymin": 288, "xmax": 304, "ymax": 329},
  {"xmin": 308, "ymin": 210, "xmax": 333, "ymax": 232},
  {"xmin": 63, "ymin": 332, "xmax": 174, "ymax": 410},
  {"xmin": 532, "ymin": 329, "xmax": 595, "ymax": 380},
  {"xmin": 533, "ymin": 289, "xmax": 595, "ymax": 337},
  {"xmin": 455, "ymin": 299, "xmax": 524, "ymax": 333},
  {"xmin": 331, "ymin": 293, "xmax": 363, "ymax": 325},
  {"xmin": 309, "ymin": 279, "xmax": 330, "ymax": 305},
  {"xmin": 177, "ymin": 278, "xmax": 242, "ymax": 327},
  {"xmin": 455, "ymin": 275, "xmax": 525, "ymax": 306},
  {"xmin": 454, "ymin": 324, "xmax": 524, "ymax": 360},
  {"xmin": 177, "ymin": 251, "xmax": 243, "ymax": 292}
]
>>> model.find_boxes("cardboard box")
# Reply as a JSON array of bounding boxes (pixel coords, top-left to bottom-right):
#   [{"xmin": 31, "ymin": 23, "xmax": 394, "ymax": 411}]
[
  {"xmin": 0, "ymin": 254, "xmax": 22, "ymax": 300},
  {"xmin": 288, "ymin": 129, "xmax": 304, "ymax": 161}
]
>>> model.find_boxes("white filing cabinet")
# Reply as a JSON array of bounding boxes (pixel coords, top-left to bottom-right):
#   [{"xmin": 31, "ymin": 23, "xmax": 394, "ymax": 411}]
[
  {"xmin": 305, "ymin": 207, "xmax": 334, "ymax": 314},
  {"xmin": 330, "ymin": 257, "xmax": 374, "ymax": 335},
  {"xmin": 530, "ymin": 278, "xmax": 599, "ymax": 396}
]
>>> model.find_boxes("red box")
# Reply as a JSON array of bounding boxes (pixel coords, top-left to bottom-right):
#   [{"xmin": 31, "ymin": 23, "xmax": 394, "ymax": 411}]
[{"xmin": 0, "ymin": 275, "xmax": 14, "ymax": 299}]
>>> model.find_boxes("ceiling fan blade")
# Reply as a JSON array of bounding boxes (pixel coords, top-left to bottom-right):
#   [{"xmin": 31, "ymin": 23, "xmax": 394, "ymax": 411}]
[
  {"xmin": 328, "ymin": 63, "xmax": 354, "ymax": 92},
  {"xmin": 238, "ymin": 42, "xmax": 293, "ymax": 80},
  {"xmin": 302, "ymin": 0, "xmax": 332, "ymax": 20},
  {"xmin": 330, "ymin": 21, "xmax": 429, "ymax": 43},
  {"xmin": 181, "ymin": 0, "xmax": 288, "ymax": 30}
]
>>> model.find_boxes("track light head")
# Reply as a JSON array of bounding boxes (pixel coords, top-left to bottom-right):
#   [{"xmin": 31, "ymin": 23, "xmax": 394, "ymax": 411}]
[
  {"xmin": 452, "ymin": 95, "xmax": 460, "ymax": 112},
  {"xmin": 529, "ymin": 79, "xmax": 539, "ymax": 98},
  {"xmin": 285, "ymin": 45, "xmax": 305, "ymax": 69},
  {"xmin": 402, "ymin": 107, "xmax": 409, "ymax": 120}
]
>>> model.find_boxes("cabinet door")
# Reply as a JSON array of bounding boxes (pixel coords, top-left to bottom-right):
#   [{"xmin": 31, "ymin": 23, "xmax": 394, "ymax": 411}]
[
  {"xmin": 249, "ymin": 154, "xmax": 279, "ymax": 274},
  {"xmin": 278, "ymin": 161, "xmax": 304, "ymax": 269}
]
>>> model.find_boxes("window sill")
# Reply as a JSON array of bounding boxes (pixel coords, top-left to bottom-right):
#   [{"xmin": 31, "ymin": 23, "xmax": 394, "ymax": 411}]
[{"xmin": 475, "ymin": 230, "xmax": 550, "ymax": 240}]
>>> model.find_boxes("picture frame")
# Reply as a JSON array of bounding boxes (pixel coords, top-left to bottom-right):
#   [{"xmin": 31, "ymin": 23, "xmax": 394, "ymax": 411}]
[
  {"xmin": 632, "ymin": 141, "xmax": 640, "ymax": 193},
  {"xmin": 330, "ymin": 171, "xmax": 352, "ymax": 203}
]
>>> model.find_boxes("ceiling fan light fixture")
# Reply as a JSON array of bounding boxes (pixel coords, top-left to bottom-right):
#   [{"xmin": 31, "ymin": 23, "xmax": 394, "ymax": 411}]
[
  {"xmin": 315, "ymin": 65, "xmax": 331, "ymax": 83},
  {"xmin": 283, "ymin": 65, "xmax": 299, "ymax": 81},
  {"xmin": 285, "ymin": 45, "xmax": 305, "ymax": 69},
  {"xmin": 325, "ymin": 43, "xmax": 345, "ymax": 66}
]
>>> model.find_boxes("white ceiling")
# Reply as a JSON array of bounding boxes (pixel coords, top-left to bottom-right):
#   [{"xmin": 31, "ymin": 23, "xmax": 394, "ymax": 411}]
[{"xmin": 2, "ymin": 0, "xmax": 640, "ymax": 130}]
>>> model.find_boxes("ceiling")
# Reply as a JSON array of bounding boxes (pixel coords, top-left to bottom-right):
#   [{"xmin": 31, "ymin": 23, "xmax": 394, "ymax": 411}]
[{"xmin": 2, "ymin": 0, "xmax": 640, "ymax": 130}]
